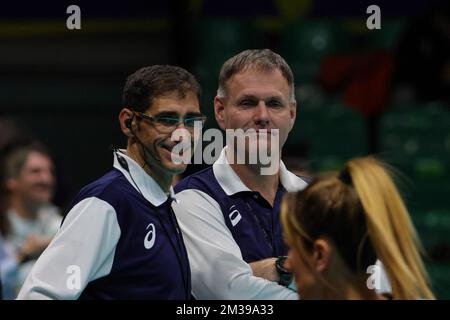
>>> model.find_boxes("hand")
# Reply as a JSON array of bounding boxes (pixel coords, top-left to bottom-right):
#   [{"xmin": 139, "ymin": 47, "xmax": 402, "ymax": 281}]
[
  {"xmin": 17, "ymin": 235, "xmax": 51, "ymax": 263},
  {"xmin": 249, "ymin": 258, "xmax": 279, "ymax": 282}
]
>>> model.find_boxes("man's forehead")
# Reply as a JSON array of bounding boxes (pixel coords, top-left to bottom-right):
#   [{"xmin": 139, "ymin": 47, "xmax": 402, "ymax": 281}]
[
  {"xmin": 23, "ymin": 152, "xmax": 53, "ymax": 170},
  {"xmin": 146, "ymin": 91, "xmax": 200, "ymax": 113},
  {"xmin": 235, "ymin": 93, "xmax": 285, "ymax": 101},
  {"xmin": 226, "ymin": 69, "xmax": 289, "ymax": 93},
  {"xmin": 27, "ymin": 151, "xmax": 51, "ymax": 162},
  {"xmin": 229, "ymin": 81, "xmax": 289, "ymax": 100},
  {"xmin": 231, "ymin": 66, "xmax": 286, "ymax": 81}
]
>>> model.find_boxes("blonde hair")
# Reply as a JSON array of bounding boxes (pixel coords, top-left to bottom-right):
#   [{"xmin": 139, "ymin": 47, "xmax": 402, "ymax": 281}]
[{"xmin": 281, "ymin": 156, "xmax": 434, "ymax": 299}]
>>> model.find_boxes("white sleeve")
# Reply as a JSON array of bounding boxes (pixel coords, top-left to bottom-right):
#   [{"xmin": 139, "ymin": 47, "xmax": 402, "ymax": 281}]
[
  {"xmin": 42, "ymin": 207, "xmax": 63, "ymax": 238},
  {"xmin": 172, "ymin": 189, "xmax": 297, "ymax": 300},
  {"xmin": 17, "ymin": 197, "xmax": 121, "ymax": 300}
]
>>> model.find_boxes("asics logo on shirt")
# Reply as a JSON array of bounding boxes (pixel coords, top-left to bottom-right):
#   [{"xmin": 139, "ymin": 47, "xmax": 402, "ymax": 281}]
[
  {"xmin": 229, "ymin": 205, "xmax": 242, "ymax": 227},
  {"xmin": 144, "ymin": 223, "xmax": 156, "ymax": 249}
]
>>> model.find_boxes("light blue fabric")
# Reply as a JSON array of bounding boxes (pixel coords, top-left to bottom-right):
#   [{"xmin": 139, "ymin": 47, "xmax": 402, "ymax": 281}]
[{"xmin": 0, "ymin": 236, "xmax": 19, "ymax": 300}]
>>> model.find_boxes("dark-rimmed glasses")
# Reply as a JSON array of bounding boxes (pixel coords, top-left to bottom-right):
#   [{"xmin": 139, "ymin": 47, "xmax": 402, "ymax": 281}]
[{"xmin": 135, "ymin": 111, "xmax": 207, "ymax": 133}]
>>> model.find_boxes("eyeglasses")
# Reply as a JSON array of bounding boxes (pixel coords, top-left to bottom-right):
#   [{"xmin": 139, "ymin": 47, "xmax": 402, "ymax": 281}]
[{"xmin": 135, "ymin": 111, "xmax": 207, "ymax": 133}]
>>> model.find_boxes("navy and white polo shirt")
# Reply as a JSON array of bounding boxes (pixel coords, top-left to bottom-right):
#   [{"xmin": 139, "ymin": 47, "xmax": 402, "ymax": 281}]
[
  {"xmin": 18, "ymin": 151, "xmax": 191, "ymax": 300},
  {"xmin": 172, "ymin": 146, "xmax": 308, "ymax": 300}
]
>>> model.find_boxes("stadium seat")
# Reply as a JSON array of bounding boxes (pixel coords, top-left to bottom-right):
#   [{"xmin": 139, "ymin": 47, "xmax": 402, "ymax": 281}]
[
  {"xmin": 281, "ymin": 19, "xmax": 351, "ymax": 82},
  {"xmin": 288, "ymin": 101, "xmax": 367, "ymax": 171}
]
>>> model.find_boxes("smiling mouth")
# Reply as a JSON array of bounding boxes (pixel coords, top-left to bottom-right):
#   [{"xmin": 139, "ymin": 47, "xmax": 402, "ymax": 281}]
[
  {"xmin": 161, "ymin": 144, "xmax": 175, "ymax": 153},
  {"xmin": 256, "ymin": 129, "xmax": 278, "ymax": 134},
  {"xmin": 161, "ymin": 144, "xmax": 185, "ymax": 156},
  {"xmin": 33, "ymin": 184, "xmax": 53, "ymax": 191},
  {"xmin": 240, "ymin": 128, "xmax": 275, "ymax": 134},
  {"xmin": 161, "ymin": 144, "xmax": 173, "ymax": 151}
]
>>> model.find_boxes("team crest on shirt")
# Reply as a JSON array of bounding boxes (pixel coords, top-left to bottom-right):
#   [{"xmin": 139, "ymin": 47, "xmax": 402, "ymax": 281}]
[
  {"xmin": 228, "ymin": 205, "xmax": 242, "ymax": 227},
  {"xmin": 144, "ymin": 223, "xmax": 156, "ymax": 249}
]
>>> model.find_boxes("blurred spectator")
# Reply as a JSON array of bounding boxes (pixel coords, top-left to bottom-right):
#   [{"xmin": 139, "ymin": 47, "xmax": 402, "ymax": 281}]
[
  {"xmin": 0, "ymin": 118, "xmax": 36, "ymax": 299},
  {"xmin": 2, "ymin": 144, "xmax": 61, "ymax": 297},
  {"xmin": 0, "ymin": 119, "xmax": 35, "ymax": 238},
  {"xmin": 0, "ymin": 236, "xmax": 18, "ymax": 300}
]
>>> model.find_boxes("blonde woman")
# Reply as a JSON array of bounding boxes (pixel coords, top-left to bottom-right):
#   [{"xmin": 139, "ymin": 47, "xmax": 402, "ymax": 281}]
[{"xmin": 281, "ymin": 156, "xmax": 434, "ymax": 300}]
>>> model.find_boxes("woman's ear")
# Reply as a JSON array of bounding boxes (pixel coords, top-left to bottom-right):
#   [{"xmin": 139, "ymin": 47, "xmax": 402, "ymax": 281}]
[{"xmin": 313, "ymin": 239, "xmax": 332, "ymax": 273}]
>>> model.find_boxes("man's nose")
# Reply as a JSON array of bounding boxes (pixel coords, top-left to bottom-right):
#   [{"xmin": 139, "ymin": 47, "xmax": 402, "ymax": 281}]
[
  {"xmin": 39, "ymin": 169, "xmax": 54, "ymax": 184},
  {"xmin": 254, "ymin": 101, "xmax": 270, "ymax": 125},
  {"xmin": 171, "ymin": 125, "xmax": 190, "ymax": 142}
]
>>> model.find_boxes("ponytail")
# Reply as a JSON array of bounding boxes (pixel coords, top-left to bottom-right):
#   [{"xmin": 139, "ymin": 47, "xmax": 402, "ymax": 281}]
[
  {"xmin": 347, "ymin": 157, "xmax": 434, "ymax": 299},
  {"xmin": 281, "ymin": 156, "xmax": 434, "ymax": 299}
]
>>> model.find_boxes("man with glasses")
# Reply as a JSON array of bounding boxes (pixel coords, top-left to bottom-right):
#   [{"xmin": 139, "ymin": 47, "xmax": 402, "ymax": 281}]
[{"xmin": 18, "ymin": 65, "xmax": 204, "ymax": 299}]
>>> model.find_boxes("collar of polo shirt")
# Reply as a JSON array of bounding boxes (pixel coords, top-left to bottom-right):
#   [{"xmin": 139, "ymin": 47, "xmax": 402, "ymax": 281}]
[
  {"xmin": 212, "ymin": 146, "xmax": 308, "ymax": 196},
  {"xmin": 113, "ymin": 149, "xmax": 176, "ymax": 206}
]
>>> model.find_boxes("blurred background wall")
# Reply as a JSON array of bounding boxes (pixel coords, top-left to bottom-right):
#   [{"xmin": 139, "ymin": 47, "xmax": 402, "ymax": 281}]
[{"xmin": 1, "ymin": 0, "xmax": 449, "ymax": 298}]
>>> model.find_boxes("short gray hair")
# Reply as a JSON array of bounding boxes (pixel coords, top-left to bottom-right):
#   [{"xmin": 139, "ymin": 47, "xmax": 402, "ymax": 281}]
[{"xmin": 217, "ymin": 49, "xmax": 296, "ymax": 102}]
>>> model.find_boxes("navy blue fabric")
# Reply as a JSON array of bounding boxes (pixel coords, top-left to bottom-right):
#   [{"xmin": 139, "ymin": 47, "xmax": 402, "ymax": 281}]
[
  {"xmin": 175, "ymin": 167, "xmax": 288, "ymax": 262},
  {"xmin": 65, "ymin": 169, "xmax": 191, "ymax": 300}
]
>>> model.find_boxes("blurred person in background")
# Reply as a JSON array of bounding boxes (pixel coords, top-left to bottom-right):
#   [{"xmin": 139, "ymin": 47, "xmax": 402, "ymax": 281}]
[
  {"xmin": 0, "ymin": 119, "xmax": 38, "ymax": 299},
  {"xmin": 3, "ymin": 144, "xmax": 61, "ymax": 296},
  {"xmin": 0, "ymin": 236, "xmax": 18, "ymax": 300},
  {"xmin": 281, "ymin": 156, "xmax": 434, "ymax": 299}
]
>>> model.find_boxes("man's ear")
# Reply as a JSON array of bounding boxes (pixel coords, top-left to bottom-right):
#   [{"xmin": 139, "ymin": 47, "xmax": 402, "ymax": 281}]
[
  {"xmin": 119, "ymin": 108, "xmax": 134, "ymax": 137},
  {"xmin": 214, "ymin": 96, "xmax": 226, "ymax": 130},
  {"xmin": 5, "ymin": 177, "xmax": 18, "ymax": 192},
  {"xmin": 313, "ymin": 238, "xmax": 331, "ymax": 273},
  {"xmin": 288, "ymin": 100, "xmax": 297, "ymax": 132}
]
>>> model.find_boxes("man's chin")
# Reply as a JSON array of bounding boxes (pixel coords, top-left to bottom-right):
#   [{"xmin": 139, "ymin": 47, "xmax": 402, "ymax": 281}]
[
  {"xmin": 30, "ymin": 189, "xmax": 52, "ymax": 199},
  {"xmin": 29, "ymin": 197, "xmax": 52, "ymax": 208},
  {"xmin": 154, "ymin": 148, "xmax": 187, "ymax": 174},
  {"xmin": 161, "ymin": 160, "xmax": 187, "ymax": 175}
]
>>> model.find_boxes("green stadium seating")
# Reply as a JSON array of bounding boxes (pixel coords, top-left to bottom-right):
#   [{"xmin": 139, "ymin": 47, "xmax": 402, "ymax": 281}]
[
  {"xmin": 427, "ymin": 263, "xmax": 450, "ymax": 299},
  {"xmin": 193, "ymin": 18, "xmax": 254, "ymax": 83},
  {"xmin": 367, "ymin": 19, "xmax": 406, "ymax": 50},
  {"xmin": 288, "ymin": 101, "xmax": 367, "ymax": 171},
  {"xmin": 281, "ymin": 19, "xmax": 351, "ymax": 82},
  {"xmin": 381, "ymin": 105, "xmax": 450, "ymax": 300}
]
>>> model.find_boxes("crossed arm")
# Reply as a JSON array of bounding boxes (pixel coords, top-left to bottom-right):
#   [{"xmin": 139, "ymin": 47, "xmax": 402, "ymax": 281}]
[{"xmin": 172, "ymin": 189, "xmax": 297, "ymax": 300}]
